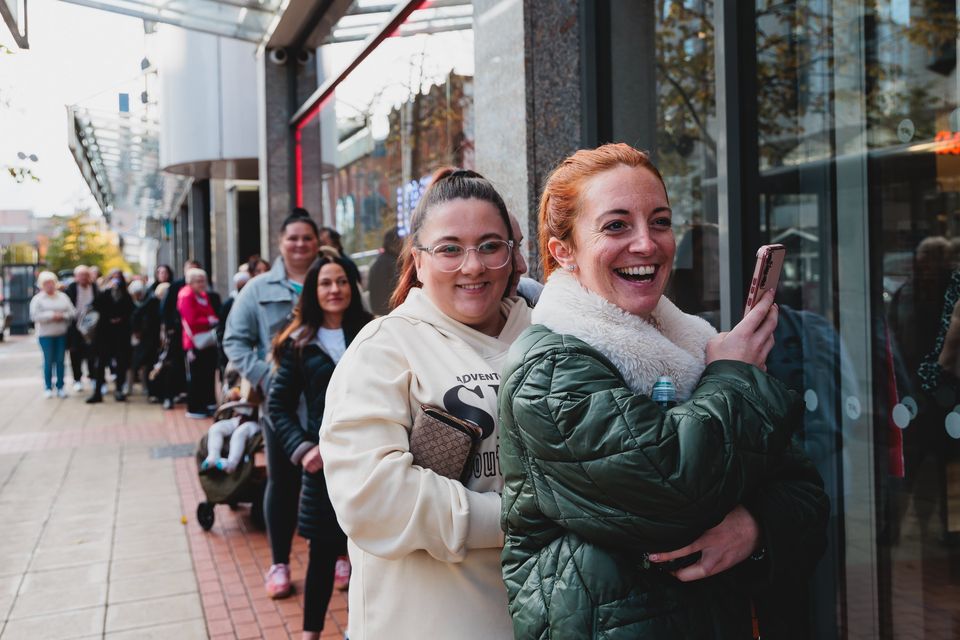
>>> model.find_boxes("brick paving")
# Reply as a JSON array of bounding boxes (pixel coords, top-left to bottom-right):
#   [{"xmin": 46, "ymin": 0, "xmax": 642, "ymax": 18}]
[{"xmin": 0, "ymin": 335, "xmax": 347, "ymax": 639}]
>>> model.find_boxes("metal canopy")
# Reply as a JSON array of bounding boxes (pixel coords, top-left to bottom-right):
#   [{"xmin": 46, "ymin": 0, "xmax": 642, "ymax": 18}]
[
  {"xmin": 58, "ymin": 0, "xmax": 283, "ymax": 42},
  {"xmin": 327, "ymin": 0, "xmax": 469, "ymax": 44},
  {"xmin": 0, "ymin": 0, "xmax": 28, "ymax": 48},
  {"xmin": 68, "ymin": 105, "xmax": 192, "ymax": 222}
]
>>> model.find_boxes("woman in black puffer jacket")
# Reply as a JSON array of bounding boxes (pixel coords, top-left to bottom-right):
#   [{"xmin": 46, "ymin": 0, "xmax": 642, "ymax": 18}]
[{"xmin": 268, "ymin": 257, "xmax": 372, "ymax": 640}]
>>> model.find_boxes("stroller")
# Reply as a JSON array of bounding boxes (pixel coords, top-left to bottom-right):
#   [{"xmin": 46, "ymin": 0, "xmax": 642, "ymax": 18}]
[{"xmin": 195, "ymin": 400, "xmax": 267, "ymax": 531}]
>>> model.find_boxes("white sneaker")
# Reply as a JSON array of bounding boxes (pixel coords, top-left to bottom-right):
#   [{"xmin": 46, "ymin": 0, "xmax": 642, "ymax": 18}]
[
  {"xmin": 56, "ymin": 389, "xmax": 68, "ymax": 399},
  {"xmin": 43, "ymin": 390, "xmax": 53, "ymax": 399},
  {"xmin": 73, "ymin": 381, "xmax": 84, "ymax": 392}
]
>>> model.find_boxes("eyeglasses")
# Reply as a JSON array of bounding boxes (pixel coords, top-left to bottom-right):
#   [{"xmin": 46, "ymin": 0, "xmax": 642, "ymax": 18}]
[{"xmin": 415, "ymin": 239, "xmax": 515, "ymax": 272}]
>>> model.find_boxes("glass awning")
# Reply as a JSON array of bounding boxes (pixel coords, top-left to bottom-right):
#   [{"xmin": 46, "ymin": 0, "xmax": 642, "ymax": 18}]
[
  {"xmin": 68, "ymin": 105, "xmax": 192, "ymax": 222},
  {"xmin": 327, "ymin": 0, "xmax": 470, "ymax": 45},
  {"xmin": 59, "ymin": 0, "xmax": 284, "ymax": 43}
]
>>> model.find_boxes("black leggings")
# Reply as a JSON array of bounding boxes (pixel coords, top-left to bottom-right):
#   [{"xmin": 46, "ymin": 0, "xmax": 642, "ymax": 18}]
[
  {"xmin": 94, "ymin": 343, "xmax": 130, "ymax": 393},
  {"xmin": 186, "ymin": 347, "xmax": 218, "ymax": 413},
  {"xmin": 69, "ymin": 340, "xmax": 94, "ymax": 382},
  {"xmin": 263, "ymin": 416, "xmax": 302, "ymax": 565},
  {"xmin": 303, "ymin": 535, "xmax": 347, "ymax": 632}
]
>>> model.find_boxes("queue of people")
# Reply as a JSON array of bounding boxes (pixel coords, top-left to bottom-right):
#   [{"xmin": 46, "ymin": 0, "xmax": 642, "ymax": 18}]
[
  {"xmin": 26, "ymin": 142, "xmax": 829, "ymax": 640},
  {"xmin": 29, "ymin": 260, "xmax": 228, "ymax": 412}
]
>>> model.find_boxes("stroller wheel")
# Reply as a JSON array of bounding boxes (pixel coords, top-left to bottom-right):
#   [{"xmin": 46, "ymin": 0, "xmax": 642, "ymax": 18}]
[{"xmin": 197, "ymin": 502, "xmax": 215, "ymax": 531}]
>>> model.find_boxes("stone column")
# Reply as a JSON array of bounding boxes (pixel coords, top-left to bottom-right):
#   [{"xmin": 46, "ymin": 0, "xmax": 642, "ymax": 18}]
[
  {"xmin": 258, "ymin": 48, "xmax": 320, "ymax": 262},
  {"xmin": 474, "ymin": 0, "xmax": 587, "ymax": 280},
  {"xmin": 209, "ymin": 179, "xmax": 230, "ymax": 295}
]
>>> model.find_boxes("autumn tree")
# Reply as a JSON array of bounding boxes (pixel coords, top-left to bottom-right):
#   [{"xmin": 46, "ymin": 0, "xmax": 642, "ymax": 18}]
[{"xmin": 44, "ymin": 214, "xmax": 131, "ymax": 274}]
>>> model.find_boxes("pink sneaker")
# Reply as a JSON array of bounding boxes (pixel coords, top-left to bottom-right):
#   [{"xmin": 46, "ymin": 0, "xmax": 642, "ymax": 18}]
[
  {"xmin": 334, "ymin": 555, "xmax": 351, "ymax": 591},
  {"xmin": 265, "ymin": 563, "xmax": 292, "ymax": 599}
]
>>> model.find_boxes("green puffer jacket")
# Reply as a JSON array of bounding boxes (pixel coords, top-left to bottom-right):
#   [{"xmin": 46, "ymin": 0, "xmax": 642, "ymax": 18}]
[{"xmin": 499, "ymin": 325, "xmax": 820, "ymax": 639}]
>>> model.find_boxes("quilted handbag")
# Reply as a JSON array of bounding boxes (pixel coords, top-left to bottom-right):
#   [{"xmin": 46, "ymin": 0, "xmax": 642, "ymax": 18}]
[{"xmin": 408, "ymin": 405, "xmax": 482, "ymax": 483}]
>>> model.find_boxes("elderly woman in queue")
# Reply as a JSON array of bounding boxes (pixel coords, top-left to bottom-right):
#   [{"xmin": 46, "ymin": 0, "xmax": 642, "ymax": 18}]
[
  {"xmin": 177, "ymin": 268, "xmax": 220, "ymax": 418},
  {"xmin": 318, "ymin": 169, "xmax": 530, "ymax": 639},
  {"xmin": 30, "ymin": 271, "xmax": 76, "ymax": 398},
  {"xmin": 498, "ymin": 143, "xmax": 829, "ymax": 639},
  {"xmin": 224, "ymin": 212, "xmax": 321, "ymax": 599},
  {"xmin": 268, "ymin": 257, "xmax": 372, "ymax": 640}
]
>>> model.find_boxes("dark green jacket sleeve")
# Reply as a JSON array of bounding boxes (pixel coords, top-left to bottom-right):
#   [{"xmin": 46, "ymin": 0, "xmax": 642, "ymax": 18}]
[{"xmin": 504, "ymin": 336, "xmax": 802, "ymax": 553}]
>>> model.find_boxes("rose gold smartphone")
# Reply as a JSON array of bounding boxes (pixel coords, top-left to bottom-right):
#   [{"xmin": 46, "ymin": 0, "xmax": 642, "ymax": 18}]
[{"xmin": 744, "ymin": 244, "xmax": 786, "ymax": 314}]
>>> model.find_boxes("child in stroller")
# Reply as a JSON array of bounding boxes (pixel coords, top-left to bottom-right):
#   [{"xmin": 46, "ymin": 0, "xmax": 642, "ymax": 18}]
[
  {"xmin": 195, "ymin": 396, "xmax": 267, "ymax": 531},
  {"xmin": 200, "ymin": 407, "xmax": 260, "ymax": 473}
]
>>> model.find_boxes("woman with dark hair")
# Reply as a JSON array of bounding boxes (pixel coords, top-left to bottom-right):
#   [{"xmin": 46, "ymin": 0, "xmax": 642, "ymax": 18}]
[
  {"xmin": 319, "ymin": 168, "xmax": 531, "ymax": 639},
  {"xmin": 268, "ymin": 257, "xmax": 372, "ymax": 640},
  {"xmin": 223, "ymin": 210, "xmax": 321, "ymax": 599},
  {"xmin": 246, "ymin": 255, "xmax": 271, "ymax": 277},
  {"xmin": 148, "ymin": 264, "xmax": 173, "ymax": 296}
]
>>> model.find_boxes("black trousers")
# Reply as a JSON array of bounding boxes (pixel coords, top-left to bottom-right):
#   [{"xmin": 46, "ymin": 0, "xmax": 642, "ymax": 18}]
[
  {"xmin": 186, "ymin": 347, "xmax": 218, "ymax": 413},
  {"xmin": 303, "ymin": 533, "xmax": 348, "ymax": 632},
  {"xmin": 162, "ymin": 329, "xmax": 187, "ymax": 401},
  {"xmin": 262, "ymin": 415, "xmax": 302, "ymax": 565},
  {"xmin": 93, "ymin": 342, "xmax": 131, "ymax": 394},
  {"xmin": 69, "ymin": 338, "xmax": 94, "ymax": 382}
]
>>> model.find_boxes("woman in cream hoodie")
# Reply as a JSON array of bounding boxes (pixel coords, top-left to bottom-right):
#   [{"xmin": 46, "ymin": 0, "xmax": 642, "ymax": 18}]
[{"xmin": 319, "ymin": 169, "xmax": 531, "ymax": 639}]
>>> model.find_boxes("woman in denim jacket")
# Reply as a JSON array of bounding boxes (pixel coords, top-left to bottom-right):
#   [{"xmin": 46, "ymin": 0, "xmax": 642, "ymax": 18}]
[{"xmin": 223, "ymin": 211, "xmax": 320, "ymax": 599}]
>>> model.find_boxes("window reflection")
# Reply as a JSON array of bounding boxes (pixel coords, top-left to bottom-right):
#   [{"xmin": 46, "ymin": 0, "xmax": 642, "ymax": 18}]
[
  {"xmin": 654, "ymin": 1, "xmax": 720, "ymax": 326},
  {"xmin": 752, "ymin": 0, "xmax": 960, "ymax": 637},
  {"xmin": 309, "ymin": 2, "xmax": 475, "ymax": 260}
]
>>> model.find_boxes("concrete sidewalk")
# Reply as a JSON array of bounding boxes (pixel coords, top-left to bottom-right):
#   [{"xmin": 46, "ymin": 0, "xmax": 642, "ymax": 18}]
[{"xmin": 0, "ymin": 334, "xmax": 346, "ymax": 639}]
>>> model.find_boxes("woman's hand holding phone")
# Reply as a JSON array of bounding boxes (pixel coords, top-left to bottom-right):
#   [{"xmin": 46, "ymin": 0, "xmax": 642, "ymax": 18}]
[{"xmin": 705, "ymin": 290, "xmax": 778, "ymax": 369}]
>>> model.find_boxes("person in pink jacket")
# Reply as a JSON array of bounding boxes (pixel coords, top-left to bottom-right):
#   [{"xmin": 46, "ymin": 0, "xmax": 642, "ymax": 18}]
[{"xmin": 177, "ymin": 268, "xmax": 220, "ymax": 418}]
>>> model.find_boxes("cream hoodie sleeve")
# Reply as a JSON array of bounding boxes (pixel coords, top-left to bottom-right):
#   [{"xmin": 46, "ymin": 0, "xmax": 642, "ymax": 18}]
[{"xmin": 319, "ymin": 322, "xmax": 503, "ymax": 563}]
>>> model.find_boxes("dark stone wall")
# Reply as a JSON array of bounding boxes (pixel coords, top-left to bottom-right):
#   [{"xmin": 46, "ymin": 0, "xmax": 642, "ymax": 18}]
[
  {"xmin": 523, "ymin": 0, "xmax": 586, "ymax": 279},
  {"xmin": 258, "ymin": 51, "xmax": 319, "ymax": 261}
]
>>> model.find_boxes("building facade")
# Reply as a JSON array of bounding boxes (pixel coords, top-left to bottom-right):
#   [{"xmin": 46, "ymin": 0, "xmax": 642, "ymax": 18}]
[
  {"xmin": 53, "ymin": 0, "xmax": 960, "ymax": 636},
  {"xmin": 281, "ymin": 2, "xmax": 960, "ymax": 637}
]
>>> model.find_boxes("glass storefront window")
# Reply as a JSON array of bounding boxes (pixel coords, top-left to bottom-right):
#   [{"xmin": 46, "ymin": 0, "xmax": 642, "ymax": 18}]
[
  {"xmin": 302, "ymin": 1, "xmax": 475, "ymax": 262},
  {"xmin": 654, "ymin": 1, "xmax": 721, "ymax": 327},
  {"xmin": 752, "ymin": 1, "xmax": 960, "ymax": 637}
]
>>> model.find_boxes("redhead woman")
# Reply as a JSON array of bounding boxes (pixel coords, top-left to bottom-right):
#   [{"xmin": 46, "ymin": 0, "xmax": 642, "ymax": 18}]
[
  {"xmin": 499, "ymin": 143, "xmax": 829, "ymax": 639},
  {"xmin": 319, "ymin": 169, "xmax": 530, "ymax": 639}
]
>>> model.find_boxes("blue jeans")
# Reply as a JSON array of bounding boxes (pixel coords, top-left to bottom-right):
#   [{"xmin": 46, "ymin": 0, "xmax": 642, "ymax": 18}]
[{"xmin": 38, "ymin": 335, "xmax": 67, "ymax": 391}]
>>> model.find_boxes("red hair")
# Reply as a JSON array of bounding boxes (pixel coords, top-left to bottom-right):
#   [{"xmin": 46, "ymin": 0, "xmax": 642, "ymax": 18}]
[{"xmin": 538, "ymin": 143, "xmax": 666, "ymax": 277}]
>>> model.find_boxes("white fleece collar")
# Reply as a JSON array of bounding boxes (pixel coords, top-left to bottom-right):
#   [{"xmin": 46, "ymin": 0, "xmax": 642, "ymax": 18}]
[{"xmin": 531, "ymin": 270, "xmax": 717, "ymax": 400}]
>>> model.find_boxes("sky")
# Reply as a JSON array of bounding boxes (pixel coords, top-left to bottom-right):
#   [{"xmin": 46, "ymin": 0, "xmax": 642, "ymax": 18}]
[{"xmin": 0, "ymin": 0, "xmax": 146, "ymax": 217}]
